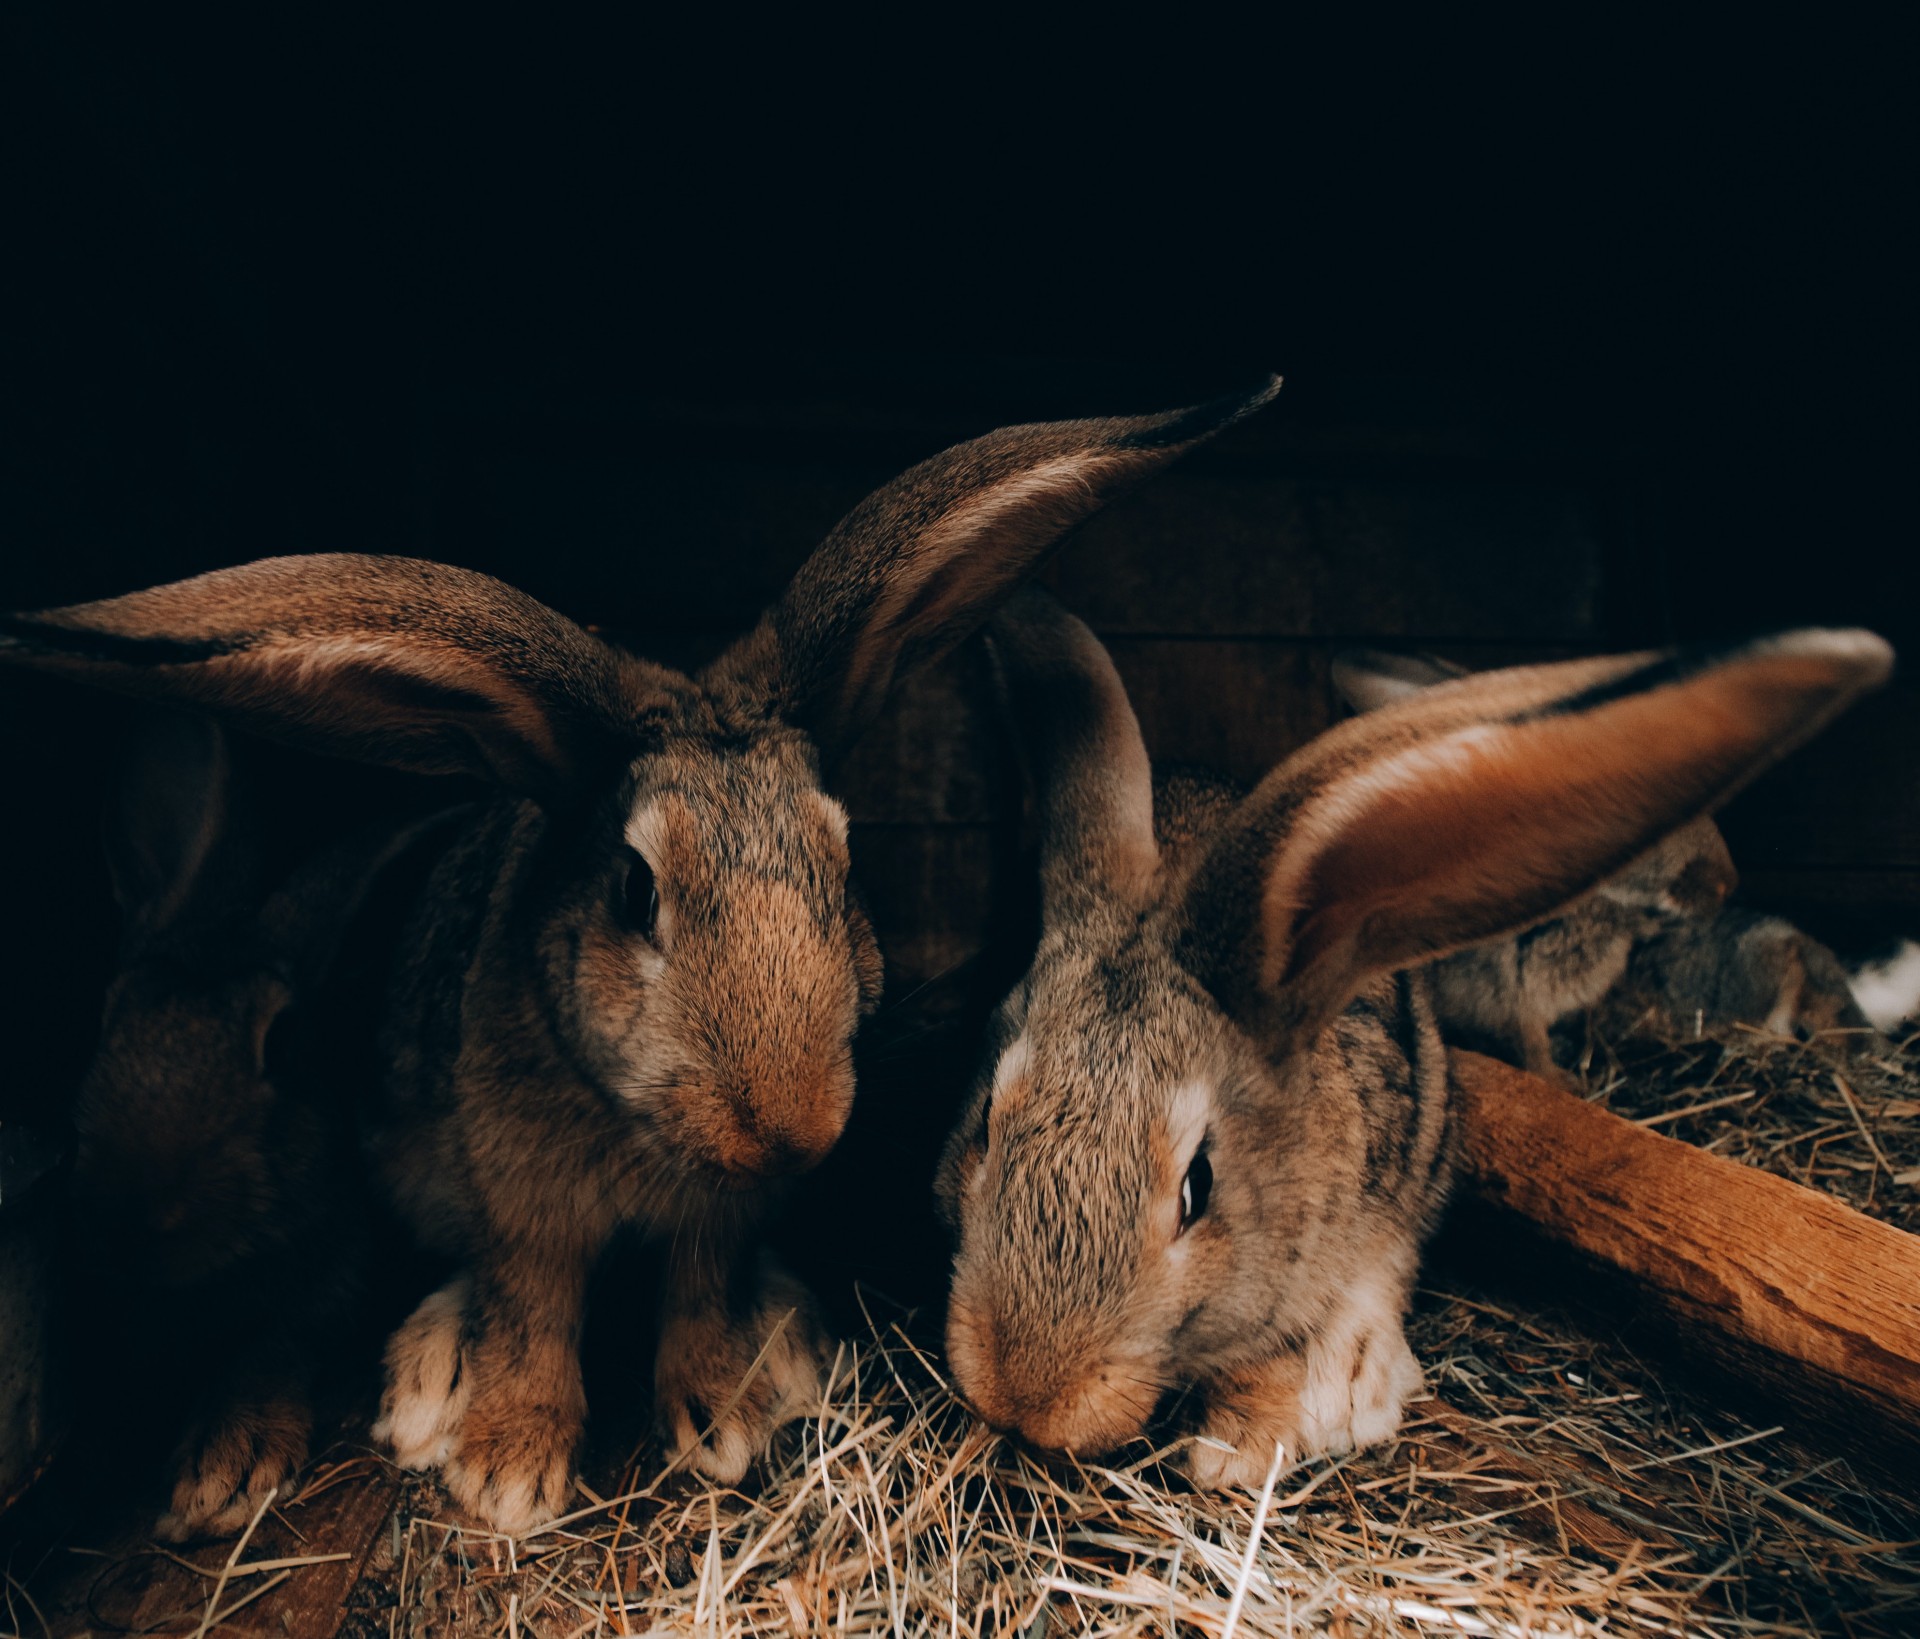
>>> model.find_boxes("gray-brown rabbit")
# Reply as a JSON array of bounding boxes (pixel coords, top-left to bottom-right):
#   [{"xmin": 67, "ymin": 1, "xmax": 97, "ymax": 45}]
[
  {"xmin": 73, "ymin": 712, "xmax": 433, "ymax": 1538},
  {"xmin": 1598, "ymin": 907, "xmax": 1873, "ymax": 1043},
  {"xmin": 1332, "ymin": 648, "xmax": 1737, "ymax": 1080},
  {"xmin": 936, "ymin": 591, "xmax": 1888, "ymax": 1487},
  {"xmin": 2, "ymin": 380, "xmax": 1281, "ymax": 1530}
]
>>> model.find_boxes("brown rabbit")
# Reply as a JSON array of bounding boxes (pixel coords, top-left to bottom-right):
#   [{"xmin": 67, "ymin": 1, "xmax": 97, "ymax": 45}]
[
  {"xmin": 937, "ymin": 591, "xmax": 1888, "ymax": 1487},
  {"xmin": 1, "ymin": 380, "xmax": 1281, "ymax": 1530},
  {"xmin": 1599, "ymin": 906, "xmax": 1874, "ymax": 1043},
  {"xmin": 1332, "ymin": 648, "xmax": 1738, "ymax": 1079},
  {"xmin": 72, "ymin": 711, "xmax": 440, "ymax": 1538}
]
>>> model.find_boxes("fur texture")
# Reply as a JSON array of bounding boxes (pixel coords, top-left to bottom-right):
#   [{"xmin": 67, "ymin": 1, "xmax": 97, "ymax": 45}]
[
  {"xmin": 1334, "ymin": 648, "xmax": 1737, "ymax": 1080},
  {"xmin": 937, "ymin": 593, "xmax": 1889, "ymax": 1486},
  {"xmin": 4, "ymin": 381, "xmax": 1282, "ymax": 1530},
  {"xmin": 1602, "ymin": 907, "xmax": 1875, "ymax": 1042}
]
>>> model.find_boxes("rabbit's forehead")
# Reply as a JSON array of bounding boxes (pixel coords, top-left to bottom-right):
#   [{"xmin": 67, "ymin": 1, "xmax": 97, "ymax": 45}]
[
  {"xmin": 621, "ymin": 750, "xmax": 850, "ymax": 887},
  {"xmin": 1016, "ymin": 950, "xmax": 1223, "ymax": 1098}
]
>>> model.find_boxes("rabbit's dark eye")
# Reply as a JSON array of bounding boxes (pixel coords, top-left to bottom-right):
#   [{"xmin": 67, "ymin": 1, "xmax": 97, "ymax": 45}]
[
  {"xmin": 1179, "ymin": 1148, "xmax": 1212, "ymax": 1234},
  {"xmin": 621, "ymin": 850, "xmax": 661, "ymax": 941}
]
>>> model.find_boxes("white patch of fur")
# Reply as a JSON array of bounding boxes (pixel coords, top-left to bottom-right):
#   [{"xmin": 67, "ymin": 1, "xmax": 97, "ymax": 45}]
[
  {"xmin": 1295, "ymin": 1264, "xmax": 1422, "ymax": 1457},
  {"xmin": 1851, "ymin": 939, "xmax": 1920, "ymax": 1032},
  {"xmin": 1166, "ymin": 1080, "xmax": 1211, "ymax": 1167},
  {"xmin": 374, "ymin": 1277, "xmax": 473, "ymax": 1469},
  {"xmin": 809, "ymin": 790, "xmax": 850, "ymax": 848},
  {"xmin": 991, "ymin": 1033, "xmax": 1032, "ymax": 1101},
  {"xmin": 620, "ymin": 800, "xmax": 677, "ymax": 956}
]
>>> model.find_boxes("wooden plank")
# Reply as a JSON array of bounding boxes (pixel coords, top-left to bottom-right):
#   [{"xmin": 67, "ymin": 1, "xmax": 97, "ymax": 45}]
[
  {"xmin": 419, "ymin": 461, "xmax": 1611, "ymax": 643},
  {"xmin": 837, "ymin": 639, "xmax": 1335, "ymax": 824},
  {"xmin": 849, "ymin": 824, "xmax": 1014, "ymax": 989},
  {"xmin": 1048, "ymin": 473, "xmax": 1606, "ymax": 639},
  {"xmin": 69, "ymin": 1462, "xmax": 400, "ymax": 1639},
  {"xmin": 1111, "ymin": 639, "xmax": 1333, "ymax": 791},
  {"xmin": 1448, "ymin": 1047, "xmax": 1920, "ymax": 1481}
]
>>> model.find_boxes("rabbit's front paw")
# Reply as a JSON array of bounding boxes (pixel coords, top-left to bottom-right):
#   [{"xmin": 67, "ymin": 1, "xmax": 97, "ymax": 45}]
[
  {"xmin": 656, "ymin": 1262, "xmax": 828, "ymax": 1485},
  {"xmin": 1294, "ymin": 1302, "xmax": 1423, "ymax": 1458},
  {"xmin": 1183, "ymin": 1356, "xmax": 1308, "ymax": 1491},
  {"xmin": 442, "ymin": 1399, "xmax": 580, "ymax": 1534},
  {"xmin": 156, "ymin": 1388, "xmax": 312, "ymax": 1541},
  {"xmin": 374, "ymin": 1277, "xmax": 473, "ymax": 1470}
]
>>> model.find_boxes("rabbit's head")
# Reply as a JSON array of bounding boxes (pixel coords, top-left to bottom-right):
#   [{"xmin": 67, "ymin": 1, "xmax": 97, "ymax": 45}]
[
  {"xmin": 5, "ymin": 384, "xmax": 1281, "ymax": 1195},
  {"xmin": 938, "ymin": 593, "xmax": 1889, "ymax": 1457}
]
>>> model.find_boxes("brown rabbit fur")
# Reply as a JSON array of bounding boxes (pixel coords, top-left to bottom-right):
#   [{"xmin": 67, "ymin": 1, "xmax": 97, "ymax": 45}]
[
  {"xmin": 1, "ymin": 380, "xmax": 1281, "ymax": 1531},
  {"xmin": 72, "ymin": 711, "xmax": 437, "ymax": 1538},
  {"xmin": 1333, "ymin": 649, "xmax": 1738, "ymax": 1080},
  {"xmin": 937, "ymin": 591, "xmax": 1889, "ymax": 1487},
  {"xmin": 1599, "ymin": 906, "xmax": 1873, "ymax": 1044}
]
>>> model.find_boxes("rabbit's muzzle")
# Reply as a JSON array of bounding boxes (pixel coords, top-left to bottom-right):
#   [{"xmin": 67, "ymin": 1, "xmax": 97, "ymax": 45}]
[
  {"xmin": 699, "ymin": 1068, "xmax": 853, "ymax": 1184},
  {"xmin": 945, "ymin": 1289, "xmax": 1158, "ymax": 1458}
]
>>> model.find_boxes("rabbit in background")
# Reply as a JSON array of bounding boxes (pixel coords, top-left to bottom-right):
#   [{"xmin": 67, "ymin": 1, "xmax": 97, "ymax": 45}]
[
  {"xmin": 936, "ymin": 590, "xmax": 1888, "ymax": 1487},
  {"xmin": 72, "ymin": 711, "xmax": 438, "ymax": 1539},
  {"xmin": 2, "ymin": 379, "xmax": 1282, "ymax": 1531},
  {"xmin": 1332, "ymin": 648, "xmax": 1737, "ymax": 1080},
  {"xmin": 1598, "ymin": 908, "xmax": 1877, "ymax": 1045}
]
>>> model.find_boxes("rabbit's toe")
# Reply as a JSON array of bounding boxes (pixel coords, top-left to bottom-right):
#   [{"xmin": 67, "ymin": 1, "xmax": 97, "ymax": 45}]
[
  {"xmin": 1295, "ymin": 1295, "xmax": 1423, "ymax": 1458},
  {"xmin": 155, "ymin": 1392, "xmax": 311, "ymax": 1541},
  {"xmin": 375, "ymin": 1277, "xmax": 473, "ymax": 1470},
  {"xmin": 657, "ymin": 1262, "xmax": 828, "ymax": 1484},
  {"xmin": 442, "ymin": 1404, "xmax": 578, "ymax": 1534},
  {"xmin": 1183, "ymin": 1357, "xmax": 1308, "ymax": 1491}
]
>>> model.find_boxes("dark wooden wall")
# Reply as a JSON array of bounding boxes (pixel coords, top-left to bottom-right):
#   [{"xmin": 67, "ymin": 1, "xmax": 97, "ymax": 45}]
[
  {"xmin": 3, "ymin": 5, "xmax": 1914, "ymax": 1123},
  {"xmin": 5, "ymin": 360, "xmax": 1914, "ymax": 1134}
]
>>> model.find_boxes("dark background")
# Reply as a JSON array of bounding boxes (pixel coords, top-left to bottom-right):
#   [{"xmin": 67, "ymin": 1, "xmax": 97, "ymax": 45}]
[{"xmin": 2, "ymin": 12, "xmax": 1914, "ymax": 1126}]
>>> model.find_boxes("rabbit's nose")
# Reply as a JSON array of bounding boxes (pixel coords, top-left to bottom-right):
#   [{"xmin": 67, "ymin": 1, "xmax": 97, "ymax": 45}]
[
  {"xmin": 1011, "ymin": 1374, "xmax": 1154, "ymax": 1457},
  {"xmin": 716, "ymin": 1091, "xmax": 847, "ymax": 1179}
]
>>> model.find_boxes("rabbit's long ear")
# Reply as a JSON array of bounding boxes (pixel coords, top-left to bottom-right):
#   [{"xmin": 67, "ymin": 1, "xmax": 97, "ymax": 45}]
[
  {"xmin": 1330, "ymin": 648, "xmax": 1467, "ymax": 714},
  {"xmin": 985, "ymin": 589, "xmax": 1157, "ymax": 925},
  {"xmin": 106, "ymin": 710, "xmax": 253, "ymax": 942},
  {"xmin": 713, "ymin": 378, "xmax": 1282, "ymax": 758},
  {"xmin": 1179, "ymin": 630, "xmax": 1894, "ymax": 1039},
  {"xmin": 1, "ymin": 556, "xmax": 664, "ymax": 798}
]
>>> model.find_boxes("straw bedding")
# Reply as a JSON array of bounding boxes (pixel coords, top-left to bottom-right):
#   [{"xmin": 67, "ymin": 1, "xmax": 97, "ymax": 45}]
[
  {"xmin": 323, "ymin": 1274, "xmax": 1920, "ymax": 1637},
  {"xmin": 1567, "ymin": 1021, "xmax": 1920, "ymax": 1236},
  {"xmin": 14, "ymin": 1024, "xmax": 1919, "ymax": 1638}
]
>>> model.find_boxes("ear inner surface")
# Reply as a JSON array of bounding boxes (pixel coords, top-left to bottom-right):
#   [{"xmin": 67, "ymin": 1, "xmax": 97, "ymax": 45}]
[
  {"xmin": 1330, "ymin": 648, "xmax": 1469, "ymax": 713},
  {"xmin": 1182, "ymin": 629, "xmax": 1893, "ymax": 1036},
  {"xmin": 1, "ymin": 555, "xmax": 675, "ymax": 797},
  {"xmin": 986, "ymin": 588, "xmax": 1158, "ymax": 921},
  {"xmin": 712, "ymin": 377, "xmax": 1283, "ymax": 758}
]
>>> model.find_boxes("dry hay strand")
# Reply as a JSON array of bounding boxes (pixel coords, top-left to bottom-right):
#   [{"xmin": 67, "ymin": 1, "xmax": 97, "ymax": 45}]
[
  {"xmin": 362, "ymin": 1289, "xmax": 1920, "ymax": 1639},
  {"xmin": 1568, "ymin": 1021, "xmax": 1920, "ymax": 1233}
]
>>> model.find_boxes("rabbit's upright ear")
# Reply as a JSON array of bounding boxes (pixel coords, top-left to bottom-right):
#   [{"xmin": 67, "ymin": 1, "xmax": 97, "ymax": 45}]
[
  {"xmin": 985, "ymin": 589, "xmax": 1157, "ymax": 925},
  {"xmin": 1, "ymin": 557, "xmax": 666, "ymax": 799},
  {"xmin": 1180, "ymin": 630, "xmax": 1894, "ymax": 1038},
  {"xmin": 713, "ymin": 378, "xmax": 1282, "ymax": 758},
  {"xmin": 1330, "ymin": 649, "xmax": 1467, "ymax": 714},
  {"xmin": 105, "ymin": 710, "xmax": 250, "ymax": 942}
]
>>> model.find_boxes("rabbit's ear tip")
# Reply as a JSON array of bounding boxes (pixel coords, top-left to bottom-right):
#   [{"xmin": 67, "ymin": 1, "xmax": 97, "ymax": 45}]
[
  {"xmin": 1116, "ymin": 374, "xmax": 1284, "ymax": 451},
  {"xmin": 1771, "ymin": 626, "xmax": 1894, "ymax": 678}
]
